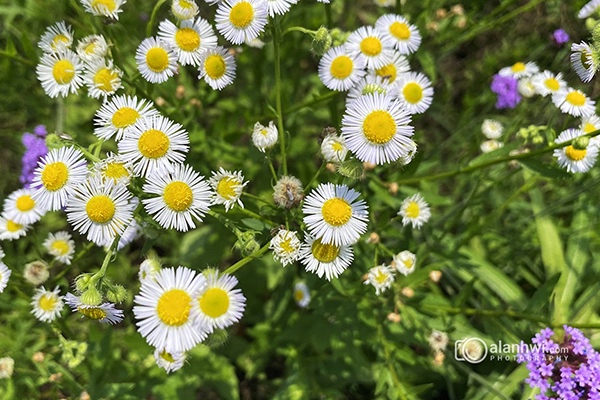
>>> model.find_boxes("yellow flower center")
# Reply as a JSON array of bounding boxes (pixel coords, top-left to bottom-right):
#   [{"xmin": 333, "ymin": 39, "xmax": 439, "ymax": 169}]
[
  {"xmin": 229, "ymin": 2, "xmax": 254, "ymax": 29},
  {"xmin": 205, "ymin": 55, "xmax": 226, "ymax": 79},
  {"xmin": 93, "ymin": 67, "xmax": 118, "ymax": 92},
  {"xmin": 403, "ymin": 258, "xmax": 414, "ymax": 268},
  {"xmin": 51, "ymin": 34, "xmax": 70, "ymax": 50},
  {"xmin": 360, "ymin": 37, "xmax": 382, "ymax": 56},
  {"xmin": 86, "ymin": 195, "xmax": 116, "ymax": 224},
  {"xmin": 329, "ymin": 56, "xmax": 353, "ymax": 80},
  {"xmin": 374, "ymin": 271, "xmax": 388, "ymax": 284},
  {"xmin": 389, "ymin": 22, "xmax": 410, "ymax": 40},
  {"xmin": 216, "ymin": 178, "xmax": 239, "ymax": 200},
  {"xmin": 566, "ymin": 91, "xmax": 586, "ymax": 107},
  {"xmin": 78, "ymin": 306, "xmax": 107, "ymax": 320},
  {"xmin": 332, "ymin": 141, "xmax": 344, "ymax": 152},
  {"xmin": 321, "ymin": 197, "xmax": 352, "ymax": 226},
  {"xmin": 544, "ymin": 78, "xmax": 560, "ymax": 91},
  {"xmin": 375, "ymin": 64, "xmax": 397, "ymax": 83},
  {"xmin": 511, "ymin": 62, "xmax": 526, "ymax": 73},
  {"xmin": 6, "ymin": 220, "xmax": 22, "ymax": 232},
  {"xmin": 146, "ymin": 47, "xmax": 170, "ymax": 73},
  {"xmin": 294, "ymin": 289, "xmax": 304, "ymax": 302},
  {"xmin": 259, "ymin": 128, "xmax": 268, "ymax": 136},
  {"xmin": 403, "ymin": 82, "xmax": 423, "ymax": 104},
  {"xmin": 16, "ymin": 195, "xmax": 35, "ymax": 212},
  {"xmin": 84, "ymin": 42, "xmax": 97, "ymax": 55},
  {"xmin": 157, "ymin": 289, "xmax": 191, "ymax": 326},
  {"xmin": 138, "ymin": 129, "xmax": 170, "ymax": 159},
  {"xmin": 160, "ymin": 351, "xmax": 175, "ymax": 363},
  {"xmin": 581, "ymin": 50, "xmax": 592, "ymax": 67},
  {"xmin": 584, "ymin": 122, "xmax": 597, "ymax": 134},
  {"xmin": 178, "ymin": 0, "xmax": 194, "ymax": 9},
  {"xmin": 565, "ymin": 145, "xmax": 587, "ymax": 161},
  {"xmin": 39, "ymin": 294, "xmax": 57, "ymax": 311},
  {"xmin": 51, "ymin": 240, "xmax": 70, "ymax": 255},
  {"xmin": 91, "ymin": 0, "xmax": 116, "ymax": 12},
  {"xmin": 175, "ymin": 28, "xmax": 200, "ymax": 52},
  {"xmin": 363, "ymin": 110, "xmax": 396, "ymax": 144},
  {"xmin": 41, "ymin": 162, "xmax": 69, "ymax": 191},
  {"xmin": 311, "ymin": 239, "xmax": 340, "ymax": 263},
  {"xmin": 52, "ymin": 59, "xmax": 75, "ymax": 84},
  {"xmin": 163, "ymin": 181, "xmax": 194, "ymax": 211},
  {"xmin": 279, "ymin": 238, "xmax": 295, "ymax": 254},
  {"xmin": 112, "ymin": 107, "xmax": 140, "ymax": 129},
  {"xmin": 103, "ymin": 162, "xmax": 129, "ymax": 181},
  {"xmin": 199, "ymin": 288, "xmax": 230, "ymax": 318},
  {"xmin": 405, "ymin": 201, "xmax": 420, "ymax": 218}
]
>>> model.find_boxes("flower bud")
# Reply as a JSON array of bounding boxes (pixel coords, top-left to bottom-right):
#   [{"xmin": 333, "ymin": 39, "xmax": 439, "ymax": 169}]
[
  {"xmin": 311, "ymin": 26, "xmax": 332, "ymax": 56},
  {"xmin": 75, "ymin": 274, "xmax": 93, "ymax": 293},
  {"xmin": 45, "ymin": 133, "xmax": 65, "ymax": 150},
  {"xmin": 235, "ymin": 232, "xmax": 260, "ymax": 256},
  {"xmin": 387, "ymin": 312, "xmax": 401, "ymax": 323},
  {"xmin": 80, "ymin": 287, "xmax": 102, "ymax": 306},
  {"xmin": 401, "ymin": 287, "xmax": 415, "ymax": 298},
  {"xmin": 573, "ymin": 136, "xmax": 591, "ymax": 150},
  {"xmin": 429, "ymin": 270, "xmax": 442, "ymax": 283},
  {"xmin": 106, "ymin": 285, "xmax": 127, "ymax": 303}
]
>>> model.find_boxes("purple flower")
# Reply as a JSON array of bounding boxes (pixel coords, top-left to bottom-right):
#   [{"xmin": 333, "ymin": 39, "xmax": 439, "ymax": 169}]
[
  {"xmin": 20, "ymin": 125, "xmax": 48, "ymax": 188},
  {"xmin": 553, "ymin": 29, "xmax": 570, "ymax": 46},
  {"xmin": 490, "ymin": 74, "xmax": 521, "ymax": 109}
]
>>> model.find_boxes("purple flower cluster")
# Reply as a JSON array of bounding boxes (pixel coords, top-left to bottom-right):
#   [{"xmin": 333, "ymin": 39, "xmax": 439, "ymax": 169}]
[
  {"xmin": 20, "ymin": 125, "xmax": 48, "ymax": 188},
  {"xmin": 490, "ymin": 74, "xmax": 521, "ymax": 109},
  {"xmin": 553, "ymin": 29, "xmax": 570, "ymax": 46},
  {"xmin": 517, "ymin": 326, "xmax": 600, "ymax": 400}
]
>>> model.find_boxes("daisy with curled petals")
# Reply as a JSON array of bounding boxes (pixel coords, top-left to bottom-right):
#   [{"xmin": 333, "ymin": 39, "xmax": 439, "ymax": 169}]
[
  {"xmin": 139, "ymin": 258, "xmax": 162, "ymax": 284},
  {"xmin": 93, "ymin": 95, "xmax": 158, "ymax": 141},
  {"xmin": 154, "ymin": 348, "xmax": 186, "ymax": 373},
  {"xmin": 321, "ymin": 133, "xmax": 348, "ymax": 163},
  {"xmin": 480, "ymin": 139, "xmax": 503, "ymax": 153},
  {"xmin": 498, "ymin": 61, "xmax": 539, "ymax": 79},
  {"xmin": 398, "ymin": 193, "xmax": 431, "ymax": 229},
  {"xmin": 31, "ymin": 147, "xmax": 88, "ymax": 212},
  {"xmin": 2, "ymin": 188, "xmax": 45, "ymax": 225},
  {"xmin": 198, "ymin": 46, "xmax": 237, "ymax": 90},
  {"xmin": 193, "ymin": 271, "xmax": 246, "ymax": 332},
  {"xmin": 0, "ymin": 263, "xmax": 11, "ymax": 293},
  {"xmin": 318, "ymin": 46, "xmax": 366, "ymax": 92},
  {"xmin": 31, "ymin": 286, "xmax": 64, "ymax": 323},
  {"xmin": 265, "ymin": 0, "xmax": 298, "ymax": 17},
  {"xmin": 80, "ymin": 0, "xmax": 126, "ymax": 19},
  {"xmin": 347, "ymin": 75, "xmax": 397, "ymax": 104},
  {"xmin": 38, "ymin": 21, "xmax": 73, "ymax": 53},
  {"xmin": 43, "ymin": 231, "xmax": 75, "ymax": 265},
  {"xmin": 391, "ymin": 250, "xmax": 416, "ymax": 275},
  {"xmin": 269, "ymin": 229, "xmax": 302, "ymax": 266},
  {"xmin": 0, "ymin": 216, "xmax": 29, "ymax": 241},
  {"xmin": 252, "ymin": 121, "xmax": 278, "ymax": 152},
  {"xmin": 143, "ymin": 163, "xmax": 212, "ymax": 232},
  {"xmin": 481, "ymin": 119, "xmax": 503, "ymax": 139},
  {"xmin": 375, "ymin": 14, "xmax": 421, "ymax": 55},
  {"xmin": 395, "ymin": 72, "xmax": 434, "ymax": 114},
  {"xmin": 133, "ymin": 266, "xmax": 208, "ymax": 353},
  {"xmin": 36, "ymin": 49, "xmax": 84, "ymax": 98},
  {"xmin": 158, "ymin": 17, "xmax": 218, "ymax": 67},
  {"xmin": 66, "ymin": 177, "xmax": 135, "ymax": 246},
  {"xmin": 371, "ymin": 50, "xmax": 410, "ymax": 84},
  {"xmin": 93, "ymin": 153, "xmax": 134, "ymax": 185},
  {"xmin": 293, "ymin": 282, "xmax": 310, "ymax": 308},
  {"xmin": 215, "ymin": 0, "xmax": 268, "ymax": 45},
  {"xmin": 571, "ymin": 42, "xmax": 597, "ymax": 83},
  {"xmin": 553, "ymin": 128, "xmax": 599, "ymax": 173},
  {"xmin": 364, "ymin": 265, "xmax": 394, "ymax": 295},
  {"xmin": 65, "ymin": 293, "xmax": 124, "ymax": 324},
  {"xmin": 531, "ymin": 71, "xmax": 566, "ymax": 97},
  {"xmin": 579, "ymin": 0, "xmax": 600, "ymax": 19},
  {"xmin": 341, "ymin": 93, "xmax": 414, "ymax": 165},
  {"xmin": 76, "ymin": 35, "xmax": 109, "ymax": 63},
  {"xmin": 345, "ymin": 26, "xmax": 393, "ymax": 70},
  {"xmin": 209, "ymin": 168, "xmax": 248, "ymax": 211},
  {"xmin": 84, "ymin": 58, "xmax": 123, "ymax": 99},
  {"xmin": 136, "ymin": 37, "xmax": 178, "ymax": 84},
  {"xmin": 552, "ymin": 88, "xmax": 596, "ymax": 117},
  {"xmin": 172, "ymin": 0, "xmax": 199, "ymax": 20},
  {"xmin": 581, "ymin": 115, "xmax": 600, "ymax": 134},
  {"xmin": 303, "ymin": 183, "xmax": 368, "ymax": 246},
  {"xmin": 298, "ymin": 235, "xmax": 354, "ymax": 281},
  {"xmin": 118, "ymin": 115, "xmax": 190, "ymax": 177}
]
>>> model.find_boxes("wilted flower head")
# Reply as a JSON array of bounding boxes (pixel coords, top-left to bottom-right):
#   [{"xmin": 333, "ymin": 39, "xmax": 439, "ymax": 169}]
[
  {"xmin": 0, "ymin": 357, "xmax": 14, "ymax": 379},
  {"xmin": 24, "ymin": 260, "xmax": 50, "ymax": 286},
  {"xmin": 273, "ymin": 175, "xmax": 304, "ymax": 209},
  {"xmin": 428, "ymin": 330, "xmax": 449, "ymax": 352}
]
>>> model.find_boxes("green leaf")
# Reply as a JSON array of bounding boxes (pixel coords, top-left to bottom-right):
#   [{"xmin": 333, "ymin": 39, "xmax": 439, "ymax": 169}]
[
  {"xmin": 518, "ymin": 158, "xmax": 571, "ymax": 179},
  {"xmin": 524, "ymin": 273, "xmax": 560, "ymax": 313}
]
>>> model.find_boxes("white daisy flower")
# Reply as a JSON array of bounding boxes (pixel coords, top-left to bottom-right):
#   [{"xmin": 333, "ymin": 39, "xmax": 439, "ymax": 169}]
[
  {"xmin": 84, "ymin": 58, "xmax": 123, "ymax": 99},
  {"xmin": 498, "ymin": 61, "xmax": 539, "ymax": 79},
  {"xmin": 172, "ymin": 0, "xmax": 199, "ymax": 20},
  {"xmin": 531, "ymin": 71, "xmax": 566, "ymax": 97},
  {"xmin": 375, "ymin": 14, "xmax": 421, "ymax": 55},
  {"xmin": 154, "ymin": 348, "xmax": 186, "ymax": 373},
  {"xmin": 143, "ymin": 163, "xmax": 212, "ymax": 232},
  {"xmin": 553, "ymin": 128, "xmax": 599, "ymax": 173},
  {"xmin": 481, "ymin": 119, "xmax": 503, "ymax": 139},
  {"xmin": 579, "ymin": 0, "xmax": 600, "ymax": 18},
  {"xmin": 364, "ymin": 264, "xmax": 394, "ymax": 295},
  {"xmin": 2, "ymin": 188, "xmax": 45, "ymax": 225},
  {"xmin": 80, "ymin": 0, "xmax": 126, "ymax": 19},
  {"xmin": 517, "ymin": 77, "xmax": 536, "ymax": 98},
  {"xmin": 215, "ymin": 0, "xmax": 268, "ymax": 45},
  {"xmin": 480, "ymin": 139, "xmax": 504, "ymax": 153},
  {"xmin": 31, "ymin": 147, "xmax": 88, "ymax": 212},
  {"xmin": 552, "ymin": 88, "xmax": 596, "ymax": 117},
  {"xmin": 265, "ymin": 0, "xmax": 298, "ymax": 16},
  {"xmin": 370, "ymin": 50, "xmax": 410, "ymax": 84},
  {"xmin": 318, "ymin": 46, "xmax": 366, "ymax": 92},
  {"xmin": 193, "ymin": 271, "xmax": 246, "ymax": 332},
  {"xmin": 43, "ymin": 231, "xmax": 75, "ymax": 265},
  {"xmin": 303, "ymin": 183, "xmax": 369, "ymax": 246},
  {"xmin": 252, "ymin": 121, "xmax": 278, "ymax": 152},
  {"xmin": 93, "ymin": 153, "xmax": 134, "ymax": 185},
  {"xmin": 341, "ymin": 93, "xmax": 414, "ymax": 165},
  {"xmin": 136, "ymin": 37, "xmax": 178, "ymax": 84},
  {"xmin": 293, "ymin": 282, "xmax": 311, "ymax": 308},
  {"xmin": 198, "ymin": 46, "xmax": 237, "ymax": 90},
  {"xmin": 345, "ymin": 26, "xmax": 394, "ymax": 70},
  {"xmin": 321, "ymin": 133, "xmax": 348, "ymax": 163},
  {"xmin": 298, "ymin": 235, "xmax": 354, "ymax": 281},
  {"xmin": 581, "ymin": 115, "xmax": 600, "ymax": 134},
  {"xmin": 269, "ymin": 229, "xmax": 301, "ymax": 266},
  {"xmin": 93, "ymin": 95, "xmax": 159, "ymax": 141},
  {"xmin": 0, "ymin": 246, "xmax": 4, "ymax": 260},
  {"xmin": 76, "ymin": 34, "xmax": 109, "ymax": 63},
  {"xmin": 395, "ymin": 72, "xmax": 433, "ymax": 114},
  {"xmin": 0, "ymin": 263, "xmax": 11, "ymax": 293},
  {"xmin": 36, "ymin": 49, "xmax": 84, "ymax": 98},
  {"xmin": 31, "ymin": 286, "xmax": 64, "ymax": 323},
  {"xmin": 118, "ymin": 115, "xmax": 190, "ymax": 177},
  {"xmin": 209, "ymin": 168, "xmax": 248, "ymax": 211},
  {"xmin": 65, "ymin": 293, "xmax": 124, "ymax": 324},
  {"xmin": 133, "ymin": 266, "xmax": 208, "ymax": 353},
  {"xmin": 391, "ymin": 250, "xmax": 416, "ymax": 275},
  {"xmin": 0, "ymin": 216, "xmax": 29, "ymax": 241},
  {"xmin": 38, "ymin": 21, "xmax": 73, "ymax": 53},
  {"xmin": 571, "ymin": 42, "xmax": 597, "ymax": 83},
  {"xmin": 65, "ymin": 177, "xmax": 135, "ymax": 246},
  {"xmin": 398, "ymin": 193, "xmax": 431, "ymax": 229},
  {"xmin": 158, "ymin": 17, "xmax": 218, "ymax": 67},
  {"xmin": 398, "ymin": 140, "xmax": 418, "ymax": 165},
  {"xmin": 139, "ymin": 258, "xmax": 162, "ymax": 283},
  {"xmin": 347, "ymin": 75, "xmax": 397, "ymax": 103}
]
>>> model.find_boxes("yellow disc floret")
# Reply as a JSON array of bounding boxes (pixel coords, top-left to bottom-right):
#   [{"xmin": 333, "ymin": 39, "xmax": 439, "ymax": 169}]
[
  {"xmin": 216, "ymin": 178, "xmax": 239, "ymax": 200},
  {"xmin": 175, "ymin": 28, "xmax": 201, "ymax": 52},
  {"xmin": 229, "ymin": 2, "xmax": 254, "ymax": 29},
  {"xmin": 205, "ymin": 55, "xmax": 226, "ymax": 79},
  {"xmin": 16, "ymin": 195, "xmax": 35, "ymax": 212},
  {"xmin": 146, "ymin": 47, "xmax": 170, "ymax": 73},
  {"xmin": 112, "ymin": 107, "xmax": 140, "ymax": 129},
  {"xmin": 311, "ymin": 239, "xmax": 340, "ymax": 263},
  {"xmin": 403, "ymin": 82, "xmax": 423, "ymax": 104},
  {"xmin": 565, "ymin": 145, "xmax": 587, "ymax": 161},
  {"xmin": 157, "ymin": 289, "xmax": 192, "ymax": 326},
  {"xmin": 52, "ymin": 59, "xmax": 75, "ymax": 84},
  {"xmin": 163, "ymin": 181, "xmax": 194, "ymax": 211},
  {"xmin": 363, "ymin": 110, "xmax": 396, "ymax": 144},
  {"xmin": 360, "ymin": 37, "xmax": 382, "ymax": 56},
  {"xmin": 86, "ymin": 195, "xmax": 116, "ymax": 224},
  {"xmin": 330, "ymin": 56, "xmax": 354, "ymax": 79},
  {"xmin": 138, "ymin": 129, "xmax": 170, "ymax": 159},
  {"xmin": 321, "ymin": 198, "xmax": 352, "ymax": 226},
  {"xmin": 199, "ymin": 288, "xmax": 230, "ymax": 318},
  {"xmin": 41, "ymin": 162, "xmax": 69, "ymax": 191}
]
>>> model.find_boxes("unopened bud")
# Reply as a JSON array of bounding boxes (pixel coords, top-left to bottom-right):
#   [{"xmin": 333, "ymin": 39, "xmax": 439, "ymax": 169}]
[
  {"xmin": 587, "ymin": 18, "xmax": 598, "ymax": 33},
  {"xmin": 45, "ymin": 133, "xmax": 65, "ymax": 150},
  {"xmin": 388, "ymin": 182, "xmax": 399, "ymax": 194},
  {"xmin": 80, "ymin": 288, "xmax": 102, "ymax": 306},
  {"xmin": 235, "ymin": 232, "xmax": 260, "ymax": 256},
  {"xmin": 175, "ymin": 85, "xmax": 185, "ymax": 99},
  {"xmin": 32, "ymin": 352, "xmax": 45, "ymax": 363},
  {"xmin": 433, "ymin": 350, "xmax": 445, "ymax": 366},
  {"xmin": 387, "ymin": 312, "xmax": 401, "ymax": 323},
  {"xmin": 573, "ymin": 136, "xmax": 590, "ymax": 150},
  {"xmin": 155, "ymin": 97, "xmax": 166, "ymax": 107},
  {"xmin": 330, "ymin": 28, "xmax": 349, "ymax": 47},
  {"xmin": 429, "ymin": 270, "xmax": 442, "ymax": 283},
  {"xmin": 366, "ymin": 232, "xmax": 380, "ymax": 244},
  {"xmin": 106, "ymin": 285, "xmax": 127, "ymax": 303},
  {"xmin": 311, "ymin": 26, "xmax": 332, "ymax": 56},
  {"xmin": 401, "ymin": 287, "xmax": 415, "ymax": 298},
  {"xmin": 362, "ymin": 161, "xmax": 376, "ymax": 171},
  {"xmin": 326, "ymin": 163, "xmax": 337, "ymax": 172},
  {"xmin": 75, "ymin": 274, "xmax": 93, "ymax": 293}
]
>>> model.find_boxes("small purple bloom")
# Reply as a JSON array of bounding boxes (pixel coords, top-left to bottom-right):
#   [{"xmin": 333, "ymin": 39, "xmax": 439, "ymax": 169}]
[
  {"xmin": 553, "ymin": 29, "xmax": 570, "ymax": 46},
  {"xmin": 20, "ymin": 125, "xmax": 48, "ymax": 188},
  {"xmin": 491, "ymin": 74, "xmax": 521, "ymax": 109}
]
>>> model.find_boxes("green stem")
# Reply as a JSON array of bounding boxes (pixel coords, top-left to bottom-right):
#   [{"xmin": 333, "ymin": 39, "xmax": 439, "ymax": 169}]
[
  {"xmin": 284, "ymin": 91, "xmax": 338, "ymax": 115},
  {"xmin": 281, "ymin": 26, "xmax": 316, "ymax": 37},
  {"xmin": 242, "ymin": 192, "xmax": 275, "ymax": 209},
  {"xmin": 266, "ymin": 156, "xmax": 278, "ymax": 181},
  {"xmin": 69, "ymin": 142, "xmax": 101, "ymax": 163},
  {"xmin": 91, "ymin": 235, "xmax": 120, "ymax": 283},
  {"xmin": 395, "ymin": 0, "xmax": 402, "ymax": 14},
  {"xmin": 271, "ymin": 18, "xmax": 288, "ymax": 175},
  {"xmin": 56, "ymin": 97, "xmax": 65, "ymax": 135},
  {"xmin": 324, "ymin": 3, "xmax": 333, "ymax": 27},
  {"xmin": 146, "ymin": 0, "xmax": 167, "ymax": 37},
  {"xmin": 223, "ymin": 242, "xmax": 270, "ymax": 275},
  {"xmin": 419, "ymin": 304, "xmax": 549, "ymax": 324},
  {"xmin": 52, "ymin": 242, "xmax": 94, "ymax": 282},
  {"xmin": 0, "ymin": 50, "xmax": 32, "ymax": 65},
  {"xmin": 306, "ymin": 162, "xmax": 326, "ymax": 188}
]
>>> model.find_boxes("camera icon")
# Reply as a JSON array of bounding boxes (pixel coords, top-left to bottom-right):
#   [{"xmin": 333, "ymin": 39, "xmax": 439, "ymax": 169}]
[{"xmin": 455, "ymin": 337, "xmax": 488, "ymax": 363}]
